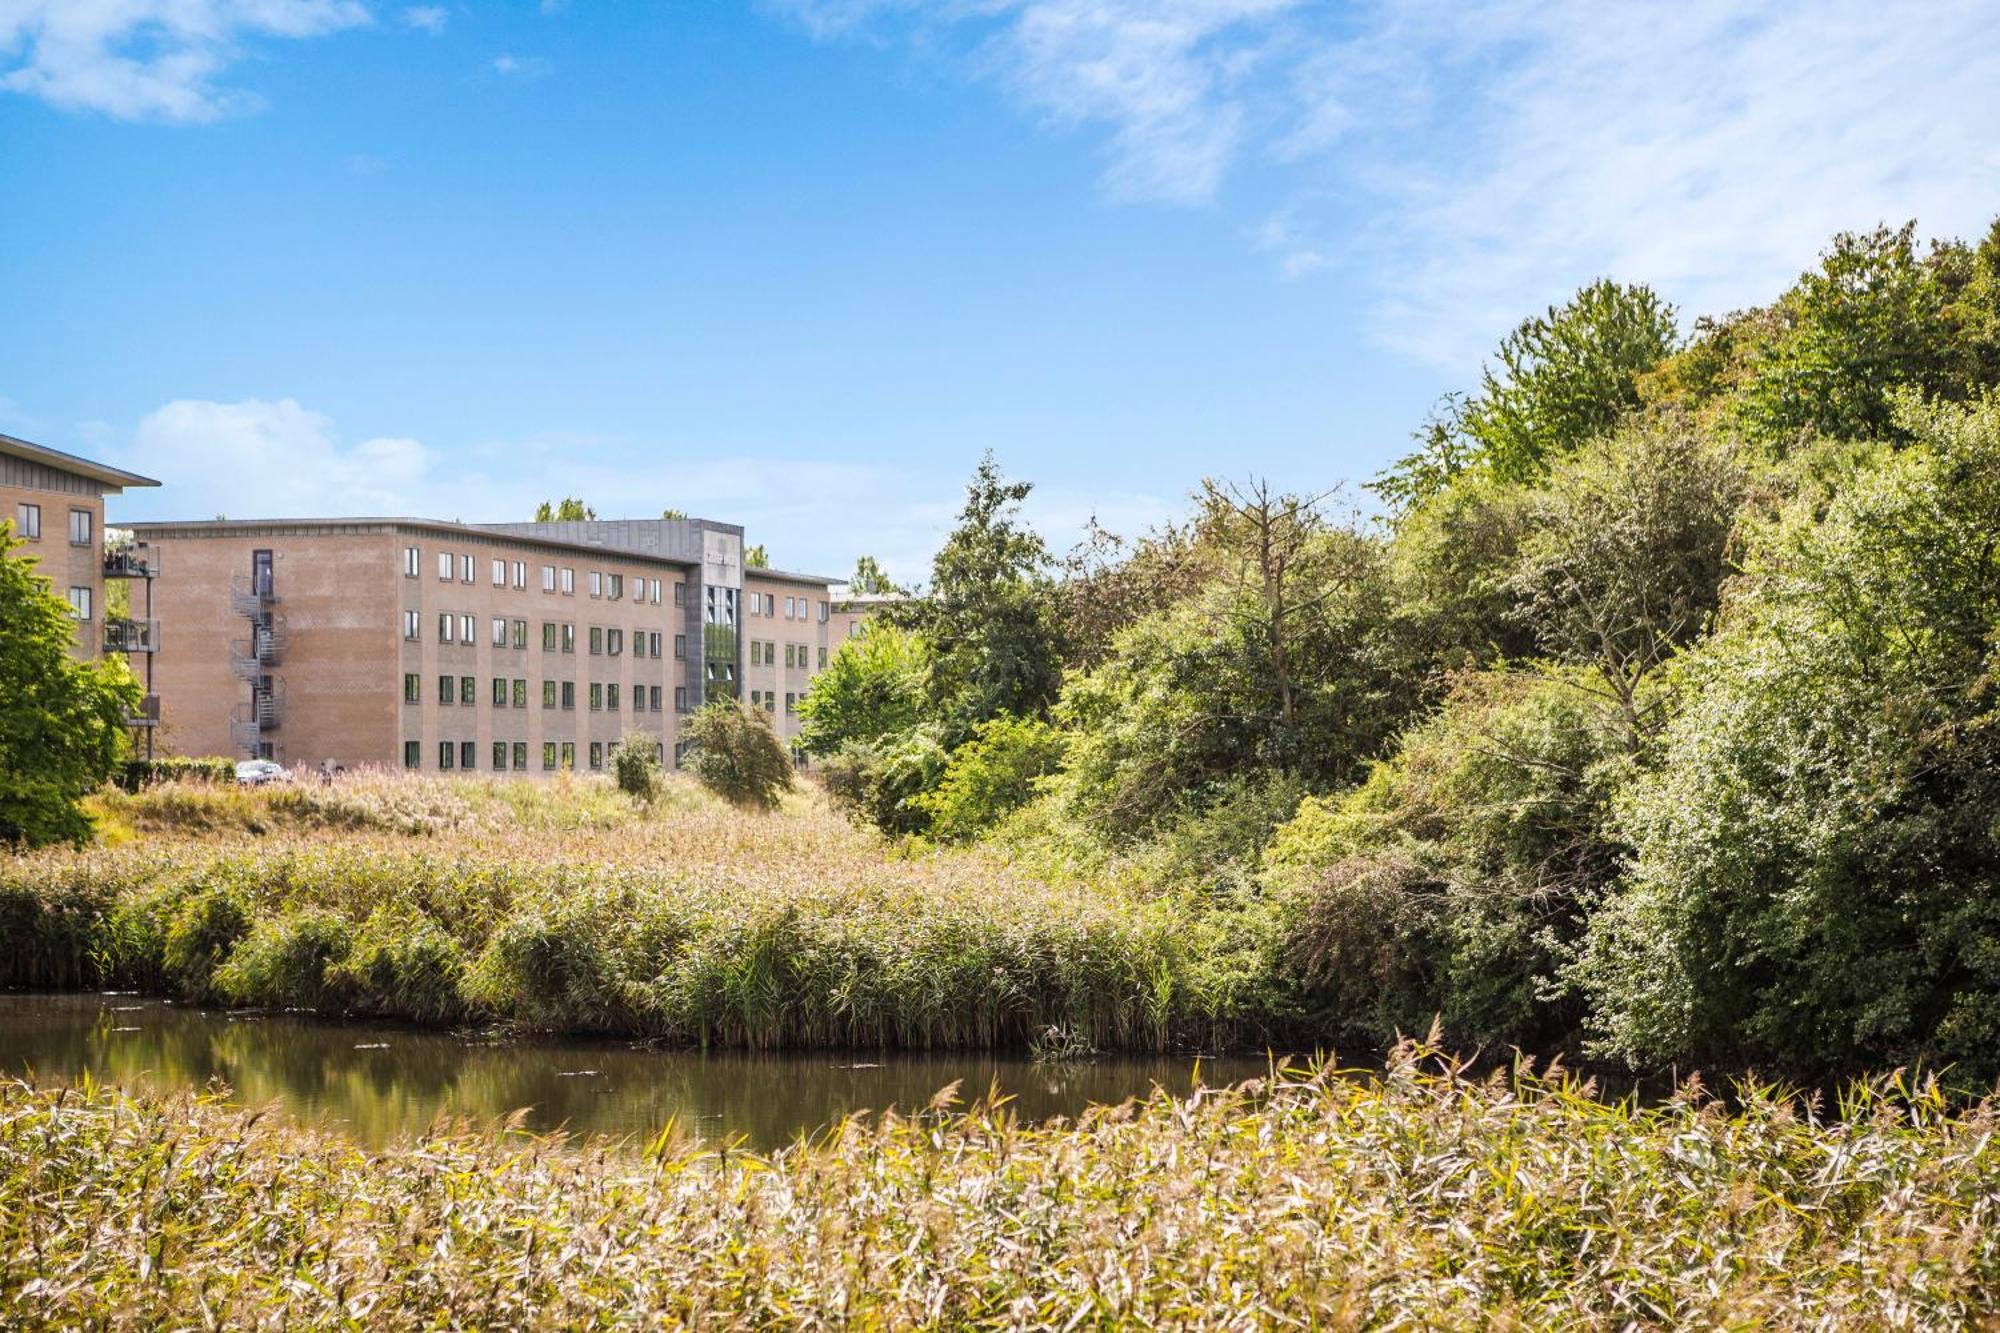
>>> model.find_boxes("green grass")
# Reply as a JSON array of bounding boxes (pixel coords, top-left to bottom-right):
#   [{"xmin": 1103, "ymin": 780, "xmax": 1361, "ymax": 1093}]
[
  {"xmin": 3, "ymin": 776, "xmax": 1287, "ymax": 1051},
  {"xmin": 1, "ymin": 1048, "xmax": 1994, "ymax": 1328}
]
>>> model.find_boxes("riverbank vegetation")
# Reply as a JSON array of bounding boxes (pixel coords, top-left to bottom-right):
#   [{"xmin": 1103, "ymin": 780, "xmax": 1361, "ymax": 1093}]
[
  {"xmin": 3, "ymin": 1047, "xmax": 1995, "ymax": 1328},
  {"xmin": 802, "ymin": 217, "xmax": 2000, "ymax": 1084}
]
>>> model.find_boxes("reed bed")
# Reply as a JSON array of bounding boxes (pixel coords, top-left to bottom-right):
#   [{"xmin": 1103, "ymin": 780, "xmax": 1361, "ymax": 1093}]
[
  {"xmin": 2, "ymin": 777, "xmax": 1283, "ymax": 1050},
  {"xmin": 2, "ymin": 1049, "xmax": 1995, "ymax": 1329}
]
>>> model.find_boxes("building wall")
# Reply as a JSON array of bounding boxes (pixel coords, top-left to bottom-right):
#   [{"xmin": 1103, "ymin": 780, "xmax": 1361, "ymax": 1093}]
[
  {"xmin": 140, "ymin": 522, "xmax": 698, "ymax": 775},
  {"xmin": 741, "ymin": 576, "xmax": 837, "ymax": 745},
  {"xmin": 2, "ymin": 479, "xmax": 104, "ymax": 658}
]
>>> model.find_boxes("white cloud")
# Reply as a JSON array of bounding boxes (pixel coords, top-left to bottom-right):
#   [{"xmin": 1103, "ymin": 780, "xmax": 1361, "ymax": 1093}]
[
  {"xmin": 402, "ymin": 5, "xmax": 446, "ymax": 34},
  {"xmin": 0, "ymin": 0, "xmax": 370, "ymax": 121},
  {"xmin": 491, "ymin": 52, "xmax": 551, "ymax": 79},
  {"xmin": 770, "ymin": 0, "xmax": 2000, "ymax": 369},
  {"xmin": 126, "ymin": 398, "xmax": 435, "ymax": 516}
]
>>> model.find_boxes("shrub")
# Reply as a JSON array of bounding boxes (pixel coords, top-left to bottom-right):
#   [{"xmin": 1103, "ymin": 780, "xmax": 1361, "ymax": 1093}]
[
  {"xmin": 215, "ymin": 908, "xmax": 355, "ymax": 1010},
  {"xmin": 913, "ymin": 714, "xmax": 1064, "ymax": 842},
  {"xmin": 116, "ymin": 757, "xmax": 235, "ymax": 793},
  {"xmin": 609, "ymin": 731, "xmax": 662, "ymax": 803},
  {"xmin": 162, "ymin": 885, "xmax": 250, "ymax": 1001},
  {"xmin": 817, "ymin": 726, "xmax": 950, "ymax": 837},
  {"xmin": 683, "ymin": 702, "xmax": 794, "ymax": 811}
]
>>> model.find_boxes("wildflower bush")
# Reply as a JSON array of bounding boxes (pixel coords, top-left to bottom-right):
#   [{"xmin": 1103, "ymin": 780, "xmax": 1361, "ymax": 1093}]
[{"xmin": 2, "ymin": 1049, "xmax": 1995, "ymax": 1328}]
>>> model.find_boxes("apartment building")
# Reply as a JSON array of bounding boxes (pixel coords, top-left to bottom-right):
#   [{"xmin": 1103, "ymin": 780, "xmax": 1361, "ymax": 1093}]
[
  {"xmin": 131, "ymin": 514, "xmax": 847, "ymax": 772},
  {"xmin": 1, "ymin": 432, "xmax": 161, "ymax": 661}
]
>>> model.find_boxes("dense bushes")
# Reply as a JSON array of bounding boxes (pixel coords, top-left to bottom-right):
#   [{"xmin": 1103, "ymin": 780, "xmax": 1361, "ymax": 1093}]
[
  {"xmin": 116, "ymin": 756, "xmax": 234, "ymax": 792},
  {"xmin": 683, "ymin": 703, "xmax": 794, "ymax": 811}
]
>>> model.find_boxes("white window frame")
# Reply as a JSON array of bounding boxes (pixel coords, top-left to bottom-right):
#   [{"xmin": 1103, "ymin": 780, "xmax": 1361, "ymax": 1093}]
[
  {"xmin": 492, "ymin": 616, "xmax": 508, "ymax": 647},
  {"xmin": 17, "ymin": 503, "xmax": 41, "ymax": 539},
  {"xmin": 542, "ymin": 564, "xmax": 556, "ymax": 592},
  {"xmin": 403, "ymin": 609, "xmax": 420, "ymax": 640},
  {"xmin": 67, "ymin": 585, "xmax": 91, "ymax": 620},
  {"xmin": 512, "ymin": 560, "xmax": 527, "ymax": 589},
  {"xmin": 68, "ymin": 508, "xmax": 92, "ymax": 546},
  {"xmin": 459, "ymin": 613, "xmax": 475, "ymax": 643},
  {"xmin": 492, "ymin": 558, "xmax": 506, "ymax": 587},
  {"xmin": 460, "ymin": 554, "xmax": 475, "ymax": 584},
  {"xmin": 437, "ymin": 551, "xmax": 453, "ymax": 581}
]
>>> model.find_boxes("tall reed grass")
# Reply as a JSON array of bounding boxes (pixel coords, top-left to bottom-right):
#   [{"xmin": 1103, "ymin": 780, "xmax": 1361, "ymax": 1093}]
[
  {"xmin": 2, "ymin": 1048, "xmax": 1993, "ymax": 1328},
  {"xmin": 4, "ymin": 776, "xmax": 1286, "ymax": 1050}
]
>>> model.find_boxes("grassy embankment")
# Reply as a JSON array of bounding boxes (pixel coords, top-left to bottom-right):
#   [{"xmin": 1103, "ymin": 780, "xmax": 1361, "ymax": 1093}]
[
  {"xmin": 0, "ymin": 774, "xmax": 1288, "ymax": 1051},
  {"xmin": 1, "ymin": 1048, "xmax": 1994, "ymax": 1328}
]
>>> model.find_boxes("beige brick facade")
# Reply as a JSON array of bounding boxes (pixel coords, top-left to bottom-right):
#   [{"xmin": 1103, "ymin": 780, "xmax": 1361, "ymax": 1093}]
[
  {"xmin": 1, "ymin": 433, "xmax": 159, "ymax": 662},
  {"xmin": 132, "ymin": 518, "xmax": 851, "ymax": 774}
]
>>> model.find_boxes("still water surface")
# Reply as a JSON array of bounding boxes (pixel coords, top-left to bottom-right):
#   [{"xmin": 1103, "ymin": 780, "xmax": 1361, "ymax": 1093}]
[{"xmin": 0, "ymin": 993, "xmax": 1268, "ymax": 1151}]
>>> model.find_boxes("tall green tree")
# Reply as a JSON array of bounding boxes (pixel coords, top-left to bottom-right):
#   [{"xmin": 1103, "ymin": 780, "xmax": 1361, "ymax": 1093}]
[
  {"xmin": 846, "ymin": 555, "xmax": 902, "ymax": 595},
  {"xmin": 533, "ymin": 498, "xmax": 597, "ymax": 521},
  {"xmin": 743, "ymin": 544, "xmax": 769, "ymax": 569},
  {"xmin": 1376, "ymin": 280, "xmax": 1679, "ymax": 508},
  {"xmin": 891, "ymin": 454, "xmax": 1063, "ymax": 736},
  {"xmin": 0, "ymin": 529, "xmax": 142, "ymax": 847}
]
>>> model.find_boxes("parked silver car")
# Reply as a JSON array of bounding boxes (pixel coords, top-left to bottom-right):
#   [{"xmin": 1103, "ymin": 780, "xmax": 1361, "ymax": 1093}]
[{"xmin": 234, "ymin": 759, "xmax": 291, "ymax": 786}]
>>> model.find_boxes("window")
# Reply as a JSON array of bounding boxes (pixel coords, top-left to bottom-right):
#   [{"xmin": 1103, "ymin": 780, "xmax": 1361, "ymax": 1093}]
[
  {"xmin": 404, "ymin": 610, "xmax": 421, "ymax": 641},
  {"xmin": 16, "ymin": 503, "xmax": 40, "ymax": 539},
  {"xmin": 673, "ymin": 582, "xmax": 686, "ymax": 607},
  {"xmin": 438, "ymin": 613, "xmax": 455, "ymax": 643},
  {"xmin": 438, "ymin": 551, "xmax": 452, "ymax": 581},
  {"xmin": 589, "ymin": 627, "xmax": 604, "ymax": 655},
  {"xmin": 543, "ymin": 741, "xmax": 558, "ymax": 771},
  {"xmin": 66, "ymin": 586, "xmax": 91, "ymax": 620},
  {"xmin": 68, "ymin": 508, "xmax": 92, "ymax": 546},
  {"xmin": 439, "ymin": 674, "xmax": 454, "ymax": 704},
  {"xmin": 461, "ymin": 676, "xmax": 476, "ymax": 705},
  {"xmin": 460, "ymin": 741, "xmax": 476, "ymax": 770},
  {"xmin": 786, "ymin": 692, "xmax": 798, "ymax": 716},
  {"xmin": 439, "ymin": 741, "xmax": 455, "ymax": 770},
  {"xmin": 493, "ymin": 677, "xmax": 508, "ymax": 707},
  {"xmin": 589, "ymin": 742, "xmax": 604, "ymax": 770},
  {"xmin": 491, "ymin": 558, "xmax": 507, "ymax": 587},
  {"xmin": 650, "ymin": 633, "xmax": 663, "ymax": 658},
  {"xmin": 459, "ymin": 614, "xmax": 475, "ymax": 643},
  {"xmin": 561, "ymin": 567, "xmax": 575, "ymax": 595},
  {"xmin": 493, "ymin": 741, "xmax": 508, "ymax": 771},
  {"xmin": 543, "ymin": 680, "xmax": 557, "ymax": 709},
  {"xmin": 512, "ymin": 741, "xmax": 527, "ymax": 770},
  {"xmin": 543, "ymin": 622, "xmax": 558, "ymax": 651},
  {"xmin": 513, "ymin": 561, "xmax": 527, "ymax": 590},
  {"xmin": 561, "ymin": 741, "xmax": 575, "ymax": 769},
  {"xmin": 512, "ymin": 679, "xmax": 527, "ymax": 708},
  {"xmin": 404, "ymin": 741, "xmax": 421, "ymax": 769},
  {"xmin": 784, "ymin": 596, "xmax": 796, "ymax": 619},
  {"xmin": 745, "ymin": 592, "xmax": 760, "ymax": 615},
  {"xmin": 589, "ymin": 571, "xmax": 602, "ymax": 598},
  {"xmin": 674, "ymin": 634, "xmax": 687, "ymax": 660},
  {"xmin": 561, "ymin": 681, "xmax": 575, "ymax": 710},
  {"xmin": 764, "ymin": 692, "xmax": 777, "ymax": 714},
  {"xmin": 589, "ymin": 683, "xmax": 603, "ymax": 711},
  {"xmin": 675, "ymin": 686, "xmax": 688, "ymax": 713},
  {"xmin": 562, "ymin": 623, "xmax": 576, "ymax": 653},
  {"xmin": 542, "ymin": 564, "xmax": 557, "ymax": 592},
  {"xmin": 608, "ymin": 574, "xmax": 623, "ymax": 600},
  {"xmin": 632, "ymin": 633, "xmax": 646, "ymax": 661},
  {"xmin": 784, "ymin": 643, "xmax": 796, "ymax": 669},
  {"xmin": 512, "ymin": 620, "xmax": 528, "ymax": 650},
  {"xmin": 632, "ymin": 687, "xmax": 646, "ymax": 712},
  {"xmin": 404, "ymin": 673, "xmax": 421, "ymax": 703},
  {"xmin": 403, "ymin": 545, "xmax": 419, "ymax": 576},
  {"xmin": 492, "ymin": 617, "xmax": 508, "ymax": 647},
  {"xmin": 649, "ymin": 579, "xmax": 662, "ymax": 604},
  {"xmin": 650, "ymin": 685, "xmax": 662, "ymax": 712},
  {"xmin": 818, "ymin": 600, "xmax": 829, "ymax": 624},
  {"xmin": 749, "ymin": 689, "xmax": 761, "ymax": 709},
  {"xmin": 607, "ymin": 683, "xmax": 620, "ymax": 712},
  {"xmin": 817, "ymin": 646, "xmax": 827, "ymax": 670},
  {"xmin": 461, "ymin": 554, "xmax": 475, "ymax": 583},
  {"xmin": 608, "ymin": 628, "xmax": 623, "ymax": 656}
]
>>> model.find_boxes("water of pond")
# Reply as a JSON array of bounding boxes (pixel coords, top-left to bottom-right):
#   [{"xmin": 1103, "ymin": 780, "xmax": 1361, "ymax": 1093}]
[{"xmin": 0, "ymin": 993, "xmax": 1271, "ymax": 1151}]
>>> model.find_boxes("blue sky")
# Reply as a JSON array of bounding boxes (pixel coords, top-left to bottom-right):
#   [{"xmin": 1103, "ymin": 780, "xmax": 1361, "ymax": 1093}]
[{"xmin": 4, "ymin": 1, "xmax": 1997, "ymax": 581}]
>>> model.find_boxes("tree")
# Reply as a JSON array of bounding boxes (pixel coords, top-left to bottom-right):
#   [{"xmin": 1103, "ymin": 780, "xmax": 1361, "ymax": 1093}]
[
  {"xmin": 0, "ymin": 528, "xmax": 142, "ymax": 847},
  {"xmin": 533, "ymin": 498, "xmax": 597, "ymax": 522},
  {"xmin": 796, "ymin": 622, "xmax": 925, "ymax": 757},
  {"xmin": 1374, "ymin": 280, "xmax": 1679, "ymax": 507},
  {"xmin": 1579, "ymin": 395, "xmax": 2000, "ymax": 1077},
  {"xmin": 890, "ymin": 454, "xmax": 1063, "ymax": 735},
  {"xmin": 609, "ymin": 732, "xmax": 661, "ymax": 802},
  {"xmin": 847, "ymin": 555, "xmax": 902, "ymax": 596},
  {"xmin": 683, "ymin": 702, "xmax": 794, "ymax": 810},
  {"xmin": 743, "ymin": 544, "xmax": 768, "ymax": 569},
  {"xmin": 913, "ymin": 714, "xmax": 1065, "ymax": 842},
  {"xmin": 661, "ymin": 507, "xmax": 687, "ymax": 520}
]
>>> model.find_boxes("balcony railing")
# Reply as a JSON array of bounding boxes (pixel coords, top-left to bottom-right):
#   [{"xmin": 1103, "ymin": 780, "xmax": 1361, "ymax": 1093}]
[
  {"xmin": 125, "ymin": 694, "xmax": 162, "ymax": 728},
  {"xmin": 231, "ymin": 682, "xmax": 285, "ymax": 732},
  {"xmin": 103, "ymin": 616, "xmax": 159, "ymax": 654},
  {"xmin": 102, "ymin": 544, "xmax": 159, "ymax": 579},
  {"xmin": 228, "ymin": 574, "xmax": 278, "ymax": 618}
]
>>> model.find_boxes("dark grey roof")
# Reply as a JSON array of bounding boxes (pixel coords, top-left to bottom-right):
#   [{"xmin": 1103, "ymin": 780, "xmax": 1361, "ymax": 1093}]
[{"xmin": 0, "ymin": 432, "xmax": 161, "ymax": 490}]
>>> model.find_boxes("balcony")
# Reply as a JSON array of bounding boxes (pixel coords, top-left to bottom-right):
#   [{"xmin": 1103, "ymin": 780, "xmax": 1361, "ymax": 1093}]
[
  {"xmin": 228, "ymin": 620, "xmax": 288, "ymax": 680},
  {"xmin": 103, "ymin": 616, "xmax": 159, "ymax": 654},
  {"xmin": 125, "ymin": 694, "xmax": 162, "ymax": 729},
  {"xmin": 228, "ymin": 574, "xmax": 278, "ymax": 618},
  {"xmin": 102, "ymin": 543, "xmax": 159, "ymax": 579}
]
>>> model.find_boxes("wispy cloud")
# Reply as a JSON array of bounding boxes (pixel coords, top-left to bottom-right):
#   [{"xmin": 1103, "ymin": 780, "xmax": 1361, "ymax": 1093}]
[
  {"xmin": 402, "ymin": 6, "xmax": 448, "ymax": 35},
  {"xmin": 491, "ymin": 52, "xmax": 552, "ymax": 79},
  {"xmin": 769, "ymin": 0, "xmax": 2000, "ymax": 369},
  {"xmin": 0, "ymin": 0, "xmax": 370, "ymax": 121}
]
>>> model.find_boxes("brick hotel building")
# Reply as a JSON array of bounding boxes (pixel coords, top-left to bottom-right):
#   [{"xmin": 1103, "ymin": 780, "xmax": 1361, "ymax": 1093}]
[{"xmin": 129, "ymin": 515, "xmax": 867, "ymax": 774}]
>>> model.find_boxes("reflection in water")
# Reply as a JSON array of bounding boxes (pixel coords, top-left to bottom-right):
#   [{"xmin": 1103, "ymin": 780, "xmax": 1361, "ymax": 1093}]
[{"xmin": 0, "ymin": 994, "xmax": 1269, "ymax": 1151}]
